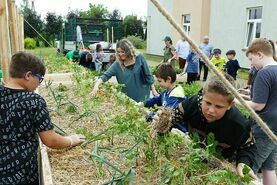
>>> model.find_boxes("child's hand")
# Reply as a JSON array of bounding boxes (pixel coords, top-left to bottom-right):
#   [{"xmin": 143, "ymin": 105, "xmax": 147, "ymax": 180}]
[
  {"xmin": 90, "ymin": 87, "xmax": 99, "ymax": 97},
  {"xmin": 136, "ymin": 102, "xmax": 144, "ymax": 107},
  {"xmin": 152, "ymin": 89, "xmax": 159, "ymax": 96},
  {"xmin": 66, "ymin": 134, "xmax": 86, "ymax": 147},
  {"xmin": 236, "ymin": 163, "xmax": 257, "ymax": 180}
]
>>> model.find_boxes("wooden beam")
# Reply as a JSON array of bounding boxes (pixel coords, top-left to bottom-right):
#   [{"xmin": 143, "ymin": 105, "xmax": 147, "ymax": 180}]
[
  {"xmin": 19, "ymin": 13, "xmax": 24, "ymax": 51},
  {"xmin": 0, "ymin": 0, "xmax": 12, "ymax": 83},
  {"xmin": 8, "ymin": 0, "xmax": 19, "ymax": 54},
  {"xmin": 39, "ymin": 139, "xmax": 54, "ymax": 185}
]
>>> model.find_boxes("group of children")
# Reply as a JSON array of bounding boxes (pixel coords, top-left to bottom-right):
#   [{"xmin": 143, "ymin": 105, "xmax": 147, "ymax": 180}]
[
  {"xmin": 65, "ymin": 44, "xmax": 116, "ymax": 72},
  {"xmin": 0, "ymin": 38, "xmax": 276, "ymax": 184},
  {"xmin": 142, "ymin": 38, "xmax": 277, "ymax": 184},
  {"xmin": 185, "ymin": 47, "xmax": 241, "ymax": 84}
]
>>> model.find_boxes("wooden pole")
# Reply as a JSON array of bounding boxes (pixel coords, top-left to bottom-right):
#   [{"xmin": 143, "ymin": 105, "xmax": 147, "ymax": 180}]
[
  {"xmin": 19, "ymin": 13, "xmax": 24, "ymax": 51},
  {"xmin": 111, "ymin": 26, "xmax": 114, "ymax": 44},
  {"xmin": 0, "ymin": 0, "xmax": 12, "ymax": 83},
  {"xmin": 16, "ymin": 8, "xmax": 21, "ymax": 51},
  {"xmin": 106, "ymin": 28, "xmax": 109, "ymax": 43},
  {"xmin": 8, "ymin": 0, "xmax": 19, "ymax": 54}
]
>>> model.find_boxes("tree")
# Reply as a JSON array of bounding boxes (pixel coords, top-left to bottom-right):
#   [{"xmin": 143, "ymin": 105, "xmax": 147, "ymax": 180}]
[
  {"xmin": 108, "ymin": 9, "xmax": 122, "ymax": 20},
  {"xmin": 80, "ymin": 4, "xmax": 108, "ymax": 19},
  {"xmin": 123, "ymin": 15, "xmax": 144, "ymax": 38},
  {"xmin": 66, "ymin": 10, "xmax": 80, "ymax": 20},
  {"xmin": 44, "ymin": 12, "xmax": 63, "ymax": 45},
  {"xmin": 21, "ymin": 5, "xmax": 43, "ymax": 39}
]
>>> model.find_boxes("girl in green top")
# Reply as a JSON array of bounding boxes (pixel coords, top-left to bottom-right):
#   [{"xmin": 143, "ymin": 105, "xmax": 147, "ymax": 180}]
[
  {"xmin": 0, "ymin": 68, "xmax": 3, "ymax": 84},
  {"xmin": 163, "ymin": 36, "xmax": 177, "ymax": 68},
  {"xmin": 91, "ymin": 39, "xmax": 158, "ymax": 102}
]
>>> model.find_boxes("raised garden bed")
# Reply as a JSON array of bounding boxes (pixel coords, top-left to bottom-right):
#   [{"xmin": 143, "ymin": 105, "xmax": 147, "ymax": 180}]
[{"xmin": 36, "ymin": 52, "xmax": 258, "ymax": 185}]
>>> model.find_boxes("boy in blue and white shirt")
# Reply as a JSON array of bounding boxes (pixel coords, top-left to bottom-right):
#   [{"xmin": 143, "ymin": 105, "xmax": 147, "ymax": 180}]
[{"xmin": 142, "ymin": 64, "xmax": 187, "ymax": 132}]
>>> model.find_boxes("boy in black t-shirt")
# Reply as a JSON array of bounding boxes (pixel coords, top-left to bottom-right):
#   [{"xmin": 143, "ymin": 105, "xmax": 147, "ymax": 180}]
[
  {"xmin": 0, "ymin": 52, "xmax": 85, "ymax": 185},
  {"xmin": 168, "ymin": 74, "xmax": 257, "ymax": 180},
  {"xmin": 225, "ymin": 50, "xmax": 240, "ymax": 80}
]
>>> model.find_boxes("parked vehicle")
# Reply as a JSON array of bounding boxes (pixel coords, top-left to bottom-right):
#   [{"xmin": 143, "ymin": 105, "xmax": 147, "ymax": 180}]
[{"xmin": 57, "ymin": 17, "xmax": 123, "ymax": 65}]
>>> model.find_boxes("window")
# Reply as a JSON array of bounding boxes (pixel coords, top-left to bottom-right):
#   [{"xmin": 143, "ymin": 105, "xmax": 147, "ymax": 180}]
[
  {"xmin": 182, "ymin": 14, "xmax": 191, "ymax": 35},
  {"xmin": 246, "ymin": 7, "xmax": 262, "ymax": 46}
]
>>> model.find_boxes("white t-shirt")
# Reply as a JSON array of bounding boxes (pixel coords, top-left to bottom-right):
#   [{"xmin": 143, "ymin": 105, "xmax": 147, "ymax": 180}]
[{"xmin": 175, "ymin": 40, "xmax": 190, "ymax": 59}]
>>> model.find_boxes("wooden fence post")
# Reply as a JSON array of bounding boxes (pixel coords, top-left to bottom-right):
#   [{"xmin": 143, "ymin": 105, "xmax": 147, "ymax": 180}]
[
  {"xmin": 0, "ymin": 0, "xmax": 12, "ymax": 83},
  {"xmin": 19, "ymin": 13, "xmax": 24, "ymax": 51},
  {"xmin": 8, "ymin": 0, "xmax": 19, "ymax": 54}
]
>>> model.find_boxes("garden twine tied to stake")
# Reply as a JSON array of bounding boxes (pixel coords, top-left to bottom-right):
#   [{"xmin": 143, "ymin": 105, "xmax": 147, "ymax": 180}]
[{"xmin": 150, "ymin": 0, "xmax": 277, "ymax": 144}]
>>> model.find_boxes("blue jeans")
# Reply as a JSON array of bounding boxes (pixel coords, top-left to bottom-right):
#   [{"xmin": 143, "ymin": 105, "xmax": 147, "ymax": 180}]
[{"xmin": 95, "ymin": 62, "xmax": 102, "ymax": 72}]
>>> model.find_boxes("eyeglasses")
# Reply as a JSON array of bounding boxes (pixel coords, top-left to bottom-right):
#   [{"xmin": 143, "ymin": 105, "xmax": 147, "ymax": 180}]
[{"xmin": 32, "ymin": 73, "xmax": 44, "ymax": 83}]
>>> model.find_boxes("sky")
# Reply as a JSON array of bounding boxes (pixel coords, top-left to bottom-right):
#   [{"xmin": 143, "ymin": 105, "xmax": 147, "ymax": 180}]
[{"xmin": 15, "ymin": 0, "xmax": 148, "ymax": 19}]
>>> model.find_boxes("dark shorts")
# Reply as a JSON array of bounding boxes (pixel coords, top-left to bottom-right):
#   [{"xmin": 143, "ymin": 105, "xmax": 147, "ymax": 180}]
[
  {"xmin": 252, "ymin": 136, "xmax": 277, "ymax": 173},
  {"xmin": 178, "ymin": 57, "xmax": 186, "ymax": 69}
]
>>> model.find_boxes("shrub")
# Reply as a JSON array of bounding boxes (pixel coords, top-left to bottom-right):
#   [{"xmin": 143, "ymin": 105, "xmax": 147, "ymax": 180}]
[
  {"xmin": 126, "ymin": 35, "xmax": 146, "ymax": 49},
  {"xmin": 24, "ymin": 37, "xmax": 36, "ymax": 49},
  {"xmin": 181, "ymin": 82, "xmax": 202, "ymax": 96}
]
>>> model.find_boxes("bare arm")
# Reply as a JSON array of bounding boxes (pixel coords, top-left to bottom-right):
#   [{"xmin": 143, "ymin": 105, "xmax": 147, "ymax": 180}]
[
  {"xmin": 247, "ymin": 101, "xmax": 266, "ymax": 111},
  {"xmin": 39, "ymin": 130, "xmax": 85, "ymax": 149},
  {"xmin": 90, "ymin": 78, "xmax": 104, "ymax": 96},
  {"xmin": 169, "ymin": 50, "xmax": 177, "ymax": 61},
  {"xmin": 235, "ymin": 99, "xmax": 265, "ymax": 111}
]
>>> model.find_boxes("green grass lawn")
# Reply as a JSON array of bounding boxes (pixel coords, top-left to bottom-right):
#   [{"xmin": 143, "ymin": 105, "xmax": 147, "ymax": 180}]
[
  {"xmin": 28, "ymin": 47, "xmax": 249, "ymax": 80},
  {"xmin": 26, "ymin": 47, "xmax": 58, "ymax": 57},
  {"xmin": 137, "ymin": 49, "xmax": 163, "ymax": 63},
  {"xmin": 237, "ymin": 69, "xmax": 249, "ymax": 80}
]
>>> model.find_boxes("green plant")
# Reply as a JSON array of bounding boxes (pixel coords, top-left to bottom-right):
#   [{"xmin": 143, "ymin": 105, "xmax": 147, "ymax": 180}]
[
  {"xmin": 57, "ymin": 83, "xmax": 68, "ymax": 92},
  {"xmin": 236, "ymin": 104, "xmax": 250, "ymax": 118},
  {"xmin": 126, "ymin": 35, "xmax": 146, "ymax": 49},
  {"xmin": 24, "ymin": 37, "xmax": 36, "ymax": 49},
  {"xmin": 181, "ymin": 82, "xmax": 202, "ymax": 96}
]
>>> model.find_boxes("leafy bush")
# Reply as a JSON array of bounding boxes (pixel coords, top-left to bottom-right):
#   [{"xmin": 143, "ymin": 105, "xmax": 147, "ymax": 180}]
[
  {"xmin": 181, "ymin": 82, "xmax": 203, "ymax": 96},
  {"xmin": 24, "ymin": 37, "xmax": 36, "ymax": 49},
  {"xmin": 126, "ymin": 35, "xmax": 146, "ymax": 49}
]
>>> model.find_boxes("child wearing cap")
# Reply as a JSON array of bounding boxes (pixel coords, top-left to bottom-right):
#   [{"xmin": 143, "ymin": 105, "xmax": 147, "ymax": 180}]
[
  {"xmin": 210, "ymin": 48, "xmax": 227, "ymax": 71},
  {"xmin": 163, "ymin": 36, "xmax": 177, "ymax": 68},
  {"xmin": 66, "ymin": 50, "xmax": 80, "ymax": 62}
]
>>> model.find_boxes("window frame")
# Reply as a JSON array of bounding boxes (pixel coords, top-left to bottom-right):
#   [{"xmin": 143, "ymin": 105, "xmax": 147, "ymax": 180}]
[
  {"xmin": 246, "ymin": 7, "xmax": 262, "ymax": 47},
  {"xmin": 182, "ymin": 14, "xmax": 191, "ymax": 35}
]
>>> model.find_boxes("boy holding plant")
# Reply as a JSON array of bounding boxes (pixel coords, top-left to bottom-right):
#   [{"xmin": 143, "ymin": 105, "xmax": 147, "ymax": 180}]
[
  {"xmin": 159, "ymin": 74, "xmax": 257, "ymax": 179},
  {"xmin": 142, "ymin": 63, "xmax": 187, "ymax": 132}
]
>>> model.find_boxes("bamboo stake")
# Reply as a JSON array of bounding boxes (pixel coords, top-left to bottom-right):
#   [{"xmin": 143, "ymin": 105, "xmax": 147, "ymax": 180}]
[
  {"xmin": 7, "ymin": 0, "xmax": 19, "ymax": 54},
  {"xmin": 0, "ymin": 0, "xmax": 12, "ymax": 82},
  {"xmin": 111, "ymin": 26, "xmax": 114, "ymax": 44},
  {"xmin": 19, "ymin": 13, "xmax": 24, "ymax": 51},
  {"xmin": 107, "ymin": 28, "xmax": 109, "ymax": 43},
  {"xmin": 150, "ymin": 0, "xmax": 277, "ymax": 144}
]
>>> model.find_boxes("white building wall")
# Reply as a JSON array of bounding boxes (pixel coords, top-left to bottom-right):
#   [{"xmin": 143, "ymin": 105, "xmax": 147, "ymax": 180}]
[
  {"xmin": 210, "ymin": 0, "xmax": 277, "ymax": 68},
  {"xmin": 147, "ymin": 0, "xmax": 173, "ymax": 56}
]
